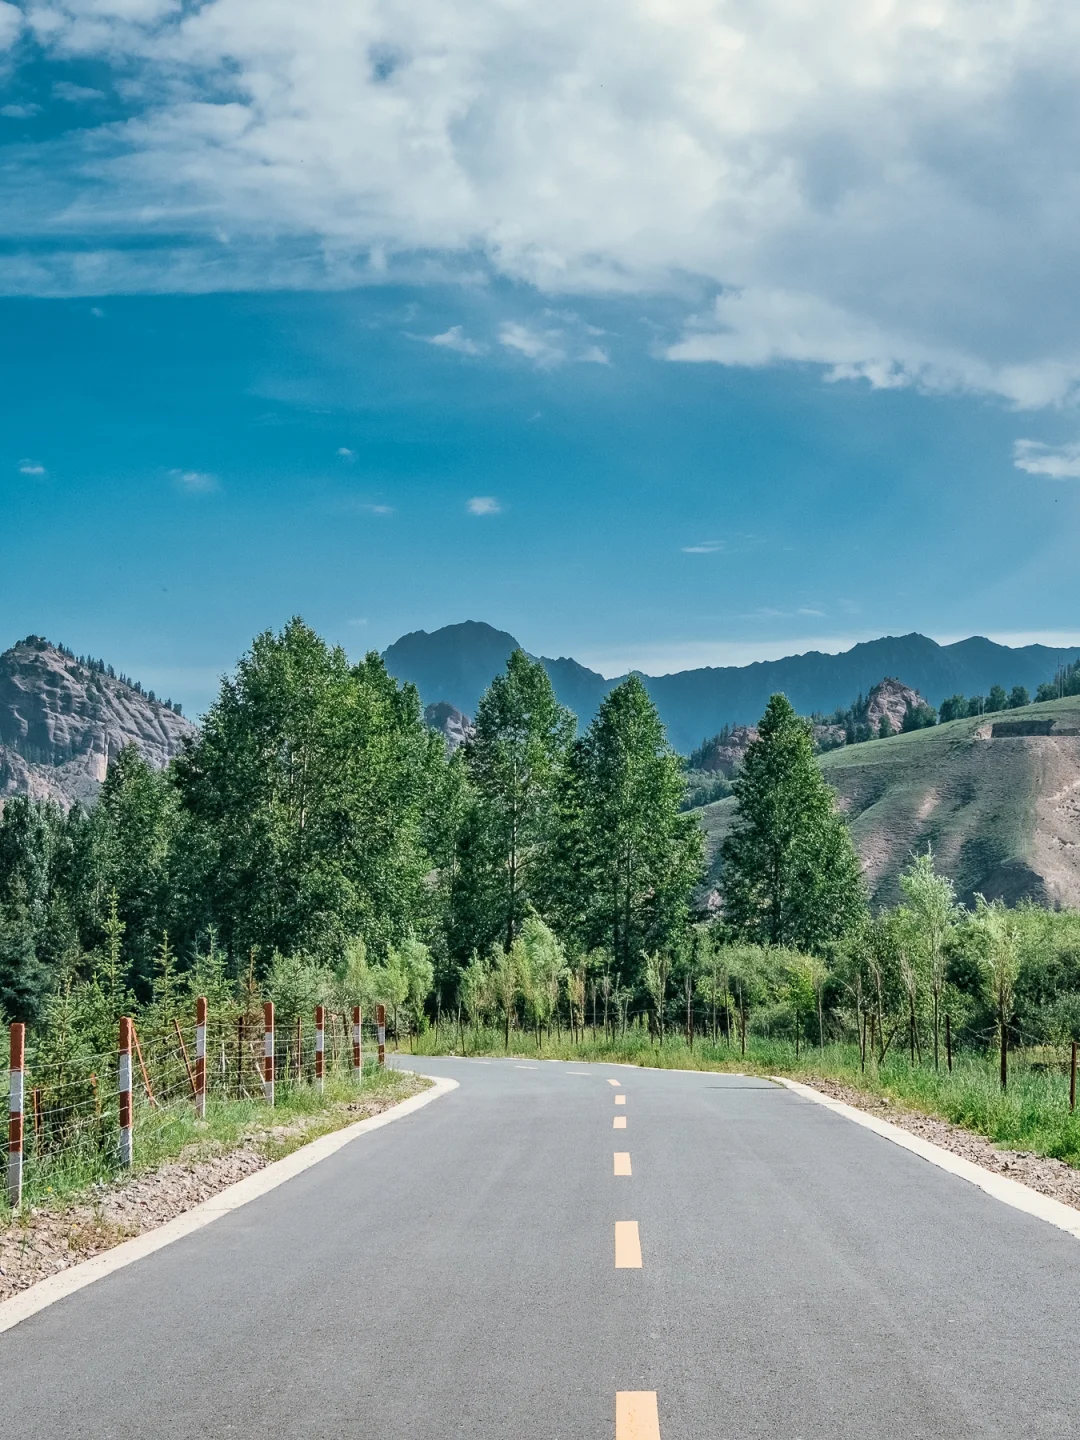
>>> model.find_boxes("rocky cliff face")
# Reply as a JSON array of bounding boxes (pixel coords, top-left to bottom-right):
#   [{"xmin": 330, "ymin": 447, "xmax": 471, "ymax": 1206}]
[
  {"xmin": 865, "ymin": 677, "xmax": 928, "ymax": 734},
  {"xmin": 424, "ymin": 701, "xmax": 472, "ymax": 752},
  {"xmin": 0, "ymin": 637, "xmax": 195, "ymax": 810}
]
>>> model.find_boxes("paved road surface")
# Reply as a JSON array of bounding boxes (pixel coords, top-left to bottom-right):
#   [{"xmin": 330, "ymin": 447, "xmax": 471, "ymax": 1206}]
[{"xmin": 4, "ymin": 1056, "xmax": 1080, "ymax": 1438}]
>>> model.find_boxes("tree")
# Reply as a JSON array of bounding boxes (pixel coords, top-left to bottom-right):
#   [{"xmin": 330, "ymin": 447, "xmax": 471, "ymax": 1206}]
[
  {"xmin": 898, "ymin": 849, "xmax": 959, "ymax": 1070},
  {"xmin": 939, "ymin": 695, "xmax": 967, "ymax": 723},
  {"xmin": 901, "ymin": 700, "xmax": 937, "ymax": 732},
  {"xmin": 453, "ymin": 651, "xmax": 574, "ymax": 957},
  {"xmin": 720, "ymin": 694, "xmax": 866, "ymax": 951},
  {"xmin": 1007, "ymin": 685, "xmax": 1030, "ymax": 710},
  {"xmin": 554, "ymin": 676, "xmax": 702, "ymax": 978},
  {"xmin": 988, "ymin": 685, "xmax": 1008, "ymax": 712},
  {"xmin": 174, "ymin": 618, "xmax": 443, "ymax": 967},
  {"xmin": 877, "ymin": 715, "xmax": 893, "ymax": 739},
  {"xmin": 971, "ymin": 896, "xmax": 1021, "ymax": 1090}
]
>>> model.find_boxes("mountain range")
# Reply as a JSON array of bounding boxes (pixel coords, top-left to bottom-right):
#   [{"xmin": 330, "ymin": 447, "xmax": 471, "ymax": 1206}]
[{"xmin": 383, "ymin": 621, "xmax": 1080, "ymax": 754}]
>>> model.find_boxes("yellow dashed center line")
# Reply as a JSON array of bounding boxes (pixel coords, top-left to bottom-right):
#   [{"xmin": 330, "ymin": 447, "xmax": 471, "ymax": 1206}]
[
  {"xmin": 616, "ymin": 1392, "xmax": 660, "ymax": 1440},
  {"xmin": 615, "ymin": 1093, "xmax": 626, "ymax": 1105},
  {"xmin": 614, "ymin": 1152, "xmax": 632, "ymax": 1176},
  {"xmin": 615, "ymin": 1220, "xmax": 642, "ymax": 1268},
  {"xmin": 613, "ymin": 1114, "xmax": 627, "ymax": 1129},
  {"xmin": 608, "ymin": 1078, "xmax": 621, "ymax": 1087}
]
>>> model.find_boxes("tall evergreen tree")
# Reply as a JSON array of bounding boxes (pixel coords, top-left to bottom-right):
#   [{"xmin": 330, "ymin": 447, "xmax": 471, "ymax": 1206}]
[
  {"xmin": 551, "ymin": 676, "xmax": 702, "ymax": 978},
  {"xmin": 451, "ymin": 650, "xmax": 574, "ymax": 955},
  {"xmin": 720, "ymin": 694, "xmax": 865, "ymax": 951}
]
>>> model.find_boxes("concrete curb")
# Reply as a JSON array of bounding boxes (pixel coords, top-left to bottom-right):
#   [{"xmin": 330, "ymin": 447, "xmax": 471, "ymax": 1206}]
[
  {"xmin": 776, "ymin": 1075, "xmax": 1080, "ymax": 1241},
  {"xmin": 0, "ymin": 1073, "xmax": 458, "ymax": 1336}
]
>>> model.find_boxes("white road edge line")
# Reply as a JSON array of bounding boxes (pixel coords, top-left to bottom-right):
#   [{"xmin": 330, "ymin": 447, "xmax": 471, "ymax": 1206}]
[
  {"xmin": 776, "ymin": 1076, "xmax": 1080, "ymax": 1241},
  {"xmin": 0, "ymin": 1073, "xmax": 459, "ymax": 1335}
]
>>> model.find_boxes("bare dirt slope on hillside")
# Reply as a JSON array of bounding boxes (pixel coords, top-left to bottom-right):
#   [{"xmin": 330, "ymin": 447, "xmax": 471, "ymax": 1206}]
[{"xmin": 697, "ymin": 696, "xmax": 1080, "ymax": 908}]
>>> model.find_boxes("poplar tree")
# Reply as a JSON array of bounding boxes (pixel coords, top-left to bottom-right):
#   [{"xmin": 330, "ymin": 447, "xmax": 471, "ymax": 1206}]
[{"xmin": 720, "ymin": 694, "xmax": 865, "ymax": 951}]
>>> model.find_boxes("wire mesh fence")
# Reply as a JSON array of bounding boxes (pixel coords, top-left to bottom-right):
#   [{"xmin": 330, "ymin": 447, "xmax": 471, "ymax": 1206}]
[{"xmin": 3, "ymin": 1003, "xmax": 387, "ymax": 1209}]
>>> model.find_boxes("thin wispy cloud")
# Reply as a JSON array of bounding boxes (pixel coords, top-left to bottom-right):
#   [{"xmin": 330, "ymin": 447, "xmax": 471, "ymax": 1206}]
[
  {"xmin": 427, "ymin": 325, "xmax": 486, "ymax": 356},
  {"xmin": 18, "ymin": 460, "xmax": 45, "ymax": 476},
  {"xmin": 169, "ymin": 469, "xmax": 218, "ymax": 494},
  {"xmin": 1, "ymin": 104, "xmax": 39, "ymax": 119},
  {"xmin": 499, "ymin": 323, "xmax": 566, "ymax": 369},
  {"xmin": 468, "ymin": 496, "xmax": 501, "ymax": 515},
  {"xmin": 682, "ymin": 541, "xmax": 723, "ymax": 554},
  {"xmin": 52, "ymin": 82, "xmax": 105, "ymax": 104},
  {"xmin": 336, "ymin": 446, "xmax": 355, "ymax": 459},
  {"xmin": 1013, "ymin": 439, "xmax": 1080, "ymax": 479}
]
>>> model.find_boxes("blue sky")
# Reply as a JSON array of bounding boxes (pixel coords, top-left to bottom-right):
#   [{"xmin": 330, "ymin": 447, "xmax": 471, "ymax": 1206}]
[{"xmin": 2, "ymin": 1, "xmax": 1080, "ymax": 716}]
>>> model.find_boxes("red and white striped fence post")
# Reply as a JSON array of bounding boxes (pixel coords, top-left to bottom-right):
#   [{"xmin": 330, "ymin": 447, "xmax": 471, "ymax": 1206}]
[
  {"xmin": 8, "ymin": 1022, "xmax": 25, "ymax": 1208},
  {"xmin": 315, "ymin": 1005, "xmax": 325, "ymax": 1092},
  {"xmin": 352, "ymin": 1005, "xmax": 363, "ymax": 1080},
  {"xmin": 118, "ymin": 1016, "xmax": 133, "ymax": 1168},
  {"xmin": 376, "ymin": 1004, "xmax": 386, "ymax": 1068},
  {"xmin": 195, "ymin": 996, "xmax": 207, "ymax": 1119},
  {"xmin": 263, "ymin": 1001, "xmax": 275, "ymax": 1106}
]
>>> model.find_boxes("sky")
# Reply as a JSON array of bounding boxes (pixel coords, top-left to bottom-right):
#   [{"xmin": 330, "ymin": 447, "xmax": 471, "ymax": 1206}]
[{"xmin": 2, "ymin": 0, "xmax": 1080, "ymax": 716}]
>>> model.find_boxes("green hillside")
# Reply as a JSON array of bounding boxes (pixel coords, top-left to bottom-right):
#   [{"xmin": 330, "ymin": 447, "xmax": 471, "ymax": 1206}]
[{"xmin": 697, "ymin": 695, "xmax": 1080, "ymax": 909}]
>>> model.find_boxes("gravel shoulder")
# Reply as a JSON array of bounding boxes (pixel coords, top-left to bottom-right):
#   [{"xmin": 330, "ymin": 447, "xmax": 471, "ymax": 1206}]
[
  {"xmin": 0, "ymin": 1073, "xmax": 429, "ymax": 1302},
  {"xmin": 804, "ymin": 1076, "xmax": 1080, "ymax": 1210}
]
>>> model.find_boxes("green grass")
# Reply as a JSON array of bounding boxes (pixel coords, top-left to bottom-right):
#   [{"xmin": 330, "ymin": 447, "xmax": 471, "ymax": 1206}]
[
  {"xmin": 415, "ymin": 1024, "xmax": 1080, "ymax": 1166},
  {"xmin": 2, "ymin": 1064, "xmax": 425, "ymax": 1217}
]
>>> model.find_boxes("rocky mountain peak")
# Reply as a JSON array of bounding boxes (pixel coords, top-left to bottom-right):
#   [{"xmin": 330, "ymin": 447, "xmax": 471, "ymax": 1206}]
[
  {"xmin": 424, "ymin": 701, "xmax": 472, "ymax": 752},
  {"xmin": 0, "ymin": 636, "xmax": 196, "ymax": 810},
  {"xmin": 865, "ymin": 676, "xmax": 929, "ymax": 734}
]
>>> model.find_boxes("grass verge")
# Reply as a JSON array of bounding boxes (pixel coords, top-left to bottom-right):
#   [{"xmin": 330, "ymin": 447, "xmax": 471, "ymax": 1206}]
[{"xmin": 2, "ymin": 1065, "xmax": 428, "ymax": 1219}]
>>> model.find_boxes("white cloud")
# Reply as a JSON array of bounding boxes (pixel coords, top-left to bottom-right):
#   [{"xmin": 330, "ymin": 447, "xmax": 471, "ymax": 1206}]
[
  {"xmin": 498, "ymin": 322, "xmax": 566, "ymax": 368},
  {"xmin": 427, "ymin": 325, "xmax": 486, "ymax": 355},
  {"xmin": 336, "ymin": 446, "xmax": 355, "ymax": 458},
  {"xmin": 0, "ymin": 3, "xmax": 21, "ymax": 51},
  {"xmin": 1, "ymin": 104, "xmax": 40, "ymax": 119},
  {"xmin": 53, "ymin": 81, "xmax": 106, "ymax": 102},
  {"xmin": 1013, "ymin": 439, "xmax": 1080, "ymax": 479},
  {"xmin": 18, "ymin": 460, "xmax": 46, "ymax": 476},
  {"xmin": 6, "ymin": 1, "xmax": 1080, "ymax": 404},
  {"xmin": 682, "ymin": 541, "xmax": 722, "ymax": 554},
  {"xmin": 169, "ymin": 468, "xmax": 217, "ymax": 492},
  {"xmin": 348, "ymin": 616, "xmax": 368, "ymax": 627},
  {"xmin": 580, "ymin": 344, "xmax": 610, "ymax": 365},
  {"xmin": 467, "ymin": 495, "xmax": 501, "ymax": 515}
]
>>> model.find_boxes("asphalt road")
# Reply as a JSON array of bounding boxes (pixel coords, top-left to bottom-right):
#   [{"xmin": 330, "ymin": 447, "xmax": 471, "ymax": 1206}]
[{"xmin": 4, "ymin": 1055, "xmax": 1080, "ymax": 1439}]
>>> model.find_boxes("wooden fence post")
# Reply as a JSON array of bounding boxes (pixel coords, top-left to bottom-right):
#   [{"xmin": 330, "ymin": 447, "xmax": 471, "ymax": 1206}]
[
  {"xmin": 315, "ymin": 1005, "xmax": 325, "ymax": 1092},
  {"xmin": 376, "ymin": 1004, "xmax": 386, "ymax": 1068},
  {"xmin": 195, "ymin": 997, "xmax": 207, "ymax": 1119},
  {"xmin": 263, "ymin": 1001, "xmax": 275, "ymax": 1106},
  {"xmin": 118, "ymin": 1016, "xmax": 133, "ymax": 1168},
  {"xmin": 352, "ymin": 1006, "xmax": 363, "ymax": 1080},
  {"xmin": 8, "ymin": 1022, "xmax": 25, "ymax": 1208}
]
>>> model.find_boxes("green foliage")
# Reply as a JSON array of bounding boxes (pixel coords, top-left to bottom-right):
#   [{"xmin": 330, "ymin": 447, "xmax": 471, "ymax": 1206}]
[
  {"xmin": 720, "ymin": 694, "xmax": 866, "ymax": 952},
  {"xmin": 1008, "ymin": 685, "xmax": 1030, "ymax": 709},
  {"xmin": 449, "ymin": 649, "xmax": 574, "ymax": 958},
  {"xmin": 988, "ymin": 684, "xmax": 1008, "ymax": 712},
  {"xmin": 901, "ymin": 699, "xmax": 938, "ymax": 731}
]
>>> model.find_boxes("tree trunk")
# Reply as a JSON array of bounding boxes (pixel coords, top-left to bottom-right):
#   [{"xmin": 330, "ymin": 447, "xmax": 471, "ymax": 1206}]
[{"xmin": 1000, "ymin": 999, "xmax": 1008, "ymax": 1092}]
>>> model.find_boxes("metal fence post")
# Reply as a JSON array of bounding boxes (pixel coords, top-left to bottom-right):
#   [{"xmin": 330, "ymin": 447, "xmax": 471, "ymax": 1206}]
[
  {"xmin": 8, "ymin": 1022, "xmax": 25, "ymax": 1208},
  {"xmin": 119, "ymin": 1016, "xmax": 133, "ymax": 1167},
  {"xmin": 263, "ymin": 1001, "xmax": 275, "ymax": 1106},
  {"xmin": 195, "ymin": 996, "xmax": 207, "ymax": 1119}
]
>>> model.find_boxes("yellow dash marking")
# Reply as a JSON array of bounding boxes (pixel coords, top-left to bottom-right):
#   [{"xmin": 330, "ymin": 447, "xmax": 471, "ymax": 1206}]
[
  {"xmin": 614, "ymin": 1152, "xmax": 632, "ymax": 1176},
  {"xmin": 613, "ymin": 1115, "xmax": 627, "ymax": 1129},
  {"xmin": 616, "ymin": 1391, "xmax": 660, "ymax": 1440},
  {"xmin": 615, "ymin": 1094, "xmax": 626, "ymax": 1105},
  {"xmin": 608, "ymin": 1079, "xmax": 621, "ymax": 1087},
  {"xmin": 615, "ymin": 1221, "xmax": 642, "ymax": 1268}
]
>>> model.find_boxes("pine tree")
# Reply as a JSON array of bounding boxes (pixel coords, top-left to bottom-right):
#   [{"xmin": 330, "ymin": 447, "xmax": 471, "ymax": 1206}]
[{"xmin": 720, "ymin": 694, "xmax": 866, "ymax": 951}]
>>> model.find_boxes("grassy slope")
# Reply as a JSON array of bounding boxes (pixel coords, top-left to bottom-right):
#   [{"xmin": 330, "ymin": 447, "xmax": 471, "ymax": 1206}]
[{"xmin": 696, "ymin": 695, "xmax": 1080, "ymax": 907}]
